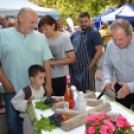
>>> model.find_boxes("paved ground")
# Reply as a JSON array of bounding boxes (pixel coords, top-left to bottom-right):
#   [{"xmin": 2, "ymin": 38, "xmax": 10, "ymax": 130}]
[{"xmin": 0, "ymin": 114, "xmax": 8, "ymax": 134}]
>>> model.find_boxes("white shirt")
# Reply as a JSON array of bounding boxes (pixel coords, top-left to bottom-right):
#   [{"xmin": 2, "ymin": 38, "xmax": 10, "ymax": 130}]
[
  {"xmin": 102, "ymin": 32, "xmax": 134, "ymax": 93},
  {"xmin": 11, "ymin": 85, "xmax": 45, "ymax": 113}
]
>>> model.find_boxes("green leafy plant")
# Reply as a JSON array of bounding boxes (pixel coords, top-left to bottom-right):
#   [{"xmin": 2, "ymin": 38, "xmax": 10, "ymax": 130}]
[
  {"xmin": 34, "ymin": 115, "xmax": 57, "ymax": 134},
  {"xmin": 35, "ymin": 100, "xmax": 51, "ymax": 110}
]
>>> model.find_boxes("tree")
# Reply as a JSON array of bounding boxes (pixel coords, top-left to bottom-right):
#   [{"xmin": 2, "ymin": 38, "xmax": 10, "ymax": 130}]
[{"xmin": 29, "ymin": 0, "xmax": 134, "ymax": 26}]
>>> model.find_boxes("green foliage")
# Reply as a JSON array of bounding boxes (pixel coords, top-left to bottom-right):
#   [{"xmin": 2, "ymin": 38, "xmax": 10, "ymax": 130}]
[
  {"xmin": 35, "ymin": 100, "xmax": 51, "ymax": 110},
  {"xmin": 27, "ymin": 103, "xmax": 37, "ymax": 121},
  {"xmin": 34, "ymin": 115, "xmax": 57, "ymax": 134},
  {"xmin": 29, "ymin": 0, "xmax": 134, "ymax": 26},
  {"xmin": 127, "ymin": 127, "xmax": 134, "ymax": 134}
]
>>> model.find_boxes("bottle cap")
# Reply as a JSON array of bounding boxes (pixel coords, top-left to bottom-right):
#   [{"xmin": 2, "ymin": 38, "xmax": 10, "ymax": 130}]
[
  {"xmin": 70, "ymin": 85, "xmax": 77, "ymax": 91},
  {"xmin": 66, "ymin": 75, "xmax": 70, "ymax": 83}
]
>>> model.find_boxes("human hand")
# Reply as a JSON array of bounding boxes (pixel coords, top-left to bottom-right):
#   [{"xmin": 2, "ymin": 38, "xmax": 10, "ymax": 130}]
[
  {"xmin": 101, "ymin": 35, "xmax": 105, "ymax": 39},
  {"xmin": 50, "ymin": 60, "xmax": 55, "ymax": 65},
  {"xmin": 117, "ymin": 82, "xmax": 131, "ymax": 99},
  {"xmin": 101, "ymin": 83, "xmax": 111, "ymax": 93},
  {"xmin": 45, "ymin": 83, "xmax": 53, "ymax": 97},
  {"xmin": 27, "ymin": 96, "xmax": 35, "ymax": 104},
  {"xmin": 2, "ymin": 79, "xmax": 15, "ymax": 93},
  {"xmin": 89, "ymin": 64, "xmax": 93, "ymax": 72}
]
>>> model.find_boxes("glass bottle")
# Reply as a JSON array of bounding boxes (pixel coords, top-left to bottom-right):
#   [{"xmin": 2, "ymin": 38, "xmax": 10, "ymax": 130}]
[{"xmin": 64, "ymin": 75, "xmax": 75, "ymax": 109}]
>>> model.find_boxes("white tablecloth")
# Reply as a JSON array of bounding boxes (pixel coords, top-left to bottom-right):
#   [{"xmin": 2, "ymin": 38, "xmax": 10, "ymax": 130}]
[{"xmin": 32, "ymin": 93, "xmax": 134, "ymax": 134}]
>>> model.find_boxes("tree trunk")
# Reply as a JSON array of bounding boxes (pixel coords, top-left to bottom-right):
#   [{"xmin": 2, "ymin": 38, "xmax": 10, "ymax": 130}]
[
  {"xmin": 119, "ymin": 0, "xmax": 132, "ymax": 6},
  {"xmin": 119, "ymin": 0, "xmax": 125, "ymax": 6},
  {"xmin": 127, "ymin": 0, "xmax": 132, "ymax": 3}
]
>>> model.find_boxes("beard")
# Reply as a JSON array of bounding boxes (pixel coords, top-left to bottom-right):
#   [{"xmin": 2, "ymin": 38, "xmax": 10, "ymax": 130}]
[{"xmin": 81, "ymin": 25, "xmax": 90, "ymax": 31}]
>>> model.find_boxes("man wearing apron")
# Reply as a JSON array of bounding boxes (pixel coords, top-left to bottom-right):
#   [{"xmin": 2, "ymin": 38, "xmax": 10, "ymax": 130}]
[{"xmin": 70, "ymin": 12, "xmax": 103, "ymax": 92}]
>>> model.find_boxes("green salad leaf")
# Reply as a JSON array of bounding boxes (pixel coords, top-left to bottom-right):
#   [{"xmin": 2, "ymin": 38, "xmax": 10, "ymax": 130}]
[
  {"xmin": 27, "ymin": 103, "xmax": 36, "ymax": 121},
  {"xmin": 34, "ymin": 115, "xmax": 57, "ymax": 134},
  {"xmin": 35, "ymin": 100, "xmax": 51, "ymax": 110}
]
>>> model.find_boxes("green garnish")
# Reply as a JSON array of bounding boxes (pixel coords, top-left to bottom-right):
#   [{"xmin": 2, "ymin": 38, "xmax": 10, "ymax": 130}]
[
  {"xmin": 27, "ymin": 103, "xmax": 36, "ymax": 121},
  {"xmin": 34, "ymin": 115, "xmax": 57, "ymax": 133},
  {"xmin": 35, "ymin": 100, "xmax": 51, "ymax": 110}
]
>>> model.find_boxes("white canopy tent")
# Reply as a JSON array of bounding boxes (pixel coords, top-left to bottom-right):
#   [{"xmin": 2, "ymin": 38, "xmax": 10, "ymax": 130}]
[{"xmin": 0, "ymin": 0, "xmax": 59, "ymax": 19}]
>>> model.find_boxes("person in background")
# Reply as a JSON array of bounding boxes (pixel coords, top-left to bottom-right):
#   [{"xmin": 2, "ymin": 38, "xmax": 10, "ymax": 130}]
[
  {"xmin": 0, "ymin": 15, "xmax": 8, "ymax": 28},
  {"xmin": 0, "ymin": 15, "xmax": 3, "ymax": 30},
  {"xmin": 90, "ymin": 20, "xmax": 97, "ymax": 30},
  {"xmin": 101, "ymin": 21, "xmax": 112, "ymax": 51},
  {"xmin": 56, "ymin": 19, "xmax": 70, "ymax": 36},
  {"xmin": 38, "ymin": 26, "xmax": 44, "ymax": 33},
  {"xmin": 7, "ymin": 20, "xmax": 17, "ymax": 27},
  {"xmin": 38, "ymin": 19, "xmax": 45, "ymax": 33},
  {"xmin": 38, "ymin": 15, "xmax": 75, "ymax": 96},
  {"xmin": 99, "ymin": 25, "xmax": 104, "ymax": 35},
  {"xmin": 74, "ymin": 25, "xmax": 81, "ymax": 31},
  {"xmin": 70, "ymin": 12, "xmax": 103, "ymax": 92},
  {"xmin": 11, "ymin": 64, "xmax": 46, "ymax": 134},
  {"xmin": 0, "ymin": 8, "xmax": 52, "ymax": 134},
  {"xmin": 101, "ymin": 19, "xmax": 134, "ymax": 109}
]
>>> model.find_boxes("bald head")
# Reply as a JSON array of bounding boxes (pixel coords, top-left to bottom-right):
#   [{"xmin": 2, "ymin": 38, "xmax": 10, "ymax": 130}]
[
  {"xmin": 103, "ymin": 21, "xmax": 108, "ymax": 25},
  {"xmin": 103, "ymin": 21, "xmax": 109, "ymax": 28},
  {"xmin": 90, "ymin": 20, "xmax": 95, "ymax": 28},
  {"xmin": 0, "ymin": 15, "xmax": 8, "ymax": 28},
  {"xmin": 18, "ymin": 8, "xmax": 37, "ymax": 20},
  {"xmin": 8, "ymin": 20, "xmax": 17, "ymax": 27},
  {"xmin": 17, "ymin": 7, "xmax": 38, "ymax": 35}
]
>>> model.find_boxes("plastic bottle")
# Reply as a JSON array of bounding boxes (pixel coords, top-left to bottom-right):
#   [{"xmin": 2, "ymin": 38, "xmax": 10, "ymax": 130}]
[
  {"xmin": 75, "ymin": 91, "xmax": 87, "ymax": 111},
  {"xmin": 70, "ymin": 85, "xmax": 78, "ymax": 101},
  {"xmin": 64, "ymin": 75, "xmax": 75, "ymax": 109}
]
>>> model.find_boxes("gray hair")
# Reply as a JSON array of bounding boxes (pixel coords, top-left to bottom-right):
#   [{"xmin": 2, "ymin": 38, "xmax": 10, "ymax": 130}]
[
  {"xmin": 103, "ymin": 21, "xmax": 108, "ymax": 24},
  {"xmin": 0, "ymin": 15, "xmax": 8, "ymax": 20},
  {"xmin": 110, "ymin": 19, "xmax": 133, "ymax": 36}
]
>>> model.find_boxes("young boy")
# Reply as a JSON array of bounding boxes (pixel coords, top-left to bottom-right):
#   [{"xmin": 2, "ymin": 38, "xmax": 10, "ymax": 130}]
[{"xmin": 11, "ymin": 64, "xmax": 46, "ymax": 134}]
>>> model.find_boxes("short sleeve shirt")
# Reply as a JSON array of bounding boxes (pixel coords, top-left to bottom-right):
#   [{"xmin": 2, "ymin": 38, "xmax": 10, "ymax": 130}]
[
  {"xmin": 102, "ymin": 25, "xmax": 112, "ymax": 45},
  {"xmin": 0, "ymin": 27, "xmax": 53, "ymax": 93},
  {"xmin": 70, "ymin": 26, "xmax": 103, "ymax": 60},
  {"xmin": 46, "ymin": 32, "xmax": 73, "ymax": 78}
]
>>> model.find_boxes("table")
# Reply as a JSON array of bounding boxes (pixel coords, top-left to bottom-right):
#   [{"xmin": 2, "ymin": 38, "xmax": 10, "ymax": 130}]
[{"xmin": 32, "ymin": 93, "xmax": 134, "ymax": 134}]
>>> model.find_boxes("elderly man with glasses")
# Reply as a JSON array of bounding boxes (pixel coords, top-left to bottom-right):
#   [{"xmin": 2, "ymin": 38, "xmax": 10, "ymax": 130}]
[{"xmin": 101, "ymin": 19, "xmax": 134, "ymax": 109}]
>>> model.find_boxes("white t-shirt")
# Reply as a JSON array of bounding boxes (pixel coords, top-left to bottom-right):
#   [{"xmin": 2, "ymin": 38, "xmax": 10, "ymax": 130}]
[{"xmin": 11, "ymin": 85, "xmax": 45, "ymax": 113}]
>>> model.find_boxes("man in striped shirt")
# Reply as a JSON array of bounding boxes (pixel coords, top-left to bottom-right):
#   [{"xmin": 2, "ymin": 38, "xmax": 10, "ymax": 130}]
[{"xmin": 70, "ymin": 12, "xmax": 103, "ymax": 92}]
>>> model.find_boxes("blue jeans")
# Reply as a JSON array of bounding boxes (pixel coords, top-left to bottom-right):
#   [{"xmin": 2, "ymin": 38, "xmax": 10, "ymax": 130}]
[{"xmin": 3, "ymin": 93, "xmax": 23, "ymax": 134}]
